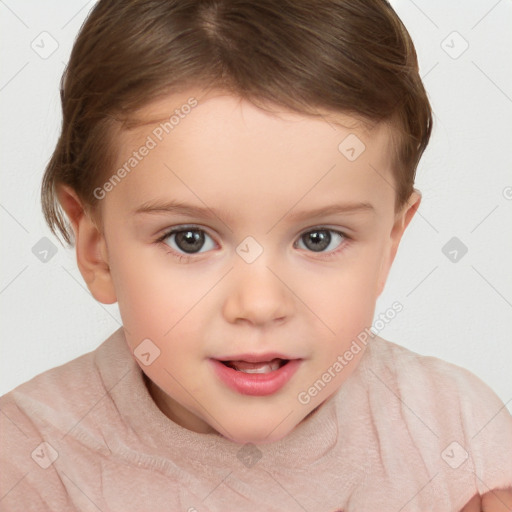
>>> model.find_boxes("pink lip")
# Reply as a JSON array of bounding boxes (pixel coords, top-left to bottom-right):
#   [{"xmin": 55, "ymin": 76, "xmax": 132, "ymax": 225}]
[
  {"xmin": 215, "ymin": 352, "xmax": 294, "ymax": 363},
  {"xmin": 210, "ymin": 358, "xmax": 302, "ymax": 396}
]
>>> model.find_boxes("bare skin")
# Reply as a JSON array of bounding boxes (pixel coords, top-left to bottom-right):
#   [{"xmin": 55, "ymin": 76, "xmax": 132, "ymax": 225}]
[{"xmin": 461, "ymin": 488, "xmax": 512, "ymax": 511}]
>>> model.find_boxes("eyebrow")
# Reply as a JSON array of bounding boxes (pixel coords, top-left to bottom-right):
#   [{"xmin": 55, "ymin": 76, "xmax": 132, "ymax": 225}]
[
  {"xmin": 132, "ymin": 199, "xmax": 375, "ymax": 222},
  {"xmin": 285, "ymin": 202, "xmax": 375, "ymax": 221}
]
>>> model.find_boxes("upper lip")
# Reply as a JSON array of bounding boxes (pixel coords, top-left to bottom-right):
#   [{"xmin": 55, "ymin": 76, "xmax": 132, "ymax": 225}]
[{"xmin": 213, "ymin": 352, "xmax": 299, "ymax": 363}]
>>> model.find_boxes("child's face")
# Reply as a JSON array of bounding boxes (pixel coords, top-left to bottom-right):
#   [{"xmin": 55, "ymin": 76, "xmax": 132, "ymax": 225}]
[{"xmin": 76, "ymin": 89, "xmax": 418, "ymax": 444}]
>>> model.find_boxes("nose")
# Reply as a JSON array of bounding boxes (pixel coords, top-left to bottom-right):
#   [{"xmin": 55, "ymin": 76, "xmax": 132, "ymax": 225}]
[{"xmin": 222, "ymin": 256, "xmax": 293, "ymax": 327}]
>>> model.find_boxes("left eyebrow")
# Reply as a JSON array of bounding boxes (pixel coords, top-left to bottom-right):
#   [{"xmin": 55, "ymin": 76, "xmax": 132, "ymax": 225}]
[{"xmin": 285, "ymin": 202, "xmax": 375, "ymax": 221}]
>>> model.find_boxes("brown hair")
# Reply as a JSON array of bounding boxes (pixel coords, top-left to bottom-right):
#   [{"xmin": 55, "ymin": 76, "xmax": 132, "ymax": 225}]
[{"xmin": 42, "ymin": 0, "xmax": 432, "ymax": 246}]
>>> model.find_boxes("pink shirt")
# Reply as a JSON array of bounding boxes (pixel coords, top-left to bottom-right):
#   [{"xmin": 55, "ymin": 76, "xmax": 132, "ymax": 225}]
[{"xmin": 1, "ymin": 327, "xmax": 511, "ymax": 511}]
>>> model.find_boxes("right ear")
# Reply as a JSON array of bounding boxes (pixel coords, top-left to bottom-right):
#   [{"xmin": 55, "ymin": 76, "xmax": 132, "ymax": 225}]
[{"xmin": 56, "ymin": 184, "xmax": 117, "ymax": 305}]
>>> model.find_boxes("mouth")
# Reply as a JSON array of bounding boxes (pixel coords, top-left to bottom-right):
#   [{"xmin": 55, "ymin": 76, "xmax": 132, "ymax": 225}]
[
  {"xmin": 210, "ymin": 355, "xmax": 302, "ymax": 396},
  {"xmin": 220, "ymin": 358, "xmax": 289, "ymax": 374}
]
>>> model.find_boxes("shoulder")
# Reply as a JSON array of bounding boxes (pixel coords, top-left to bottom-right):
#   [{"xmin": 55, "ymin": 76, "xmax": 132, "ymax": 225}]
[
  {"xmin": 361, "ymin": 335, "xmax": 512, "ymax": 494},
  {"xmin": 0, "ymin": 327, "xmax": 127, "ymax": 416},
  {"xmin": 0, "ymin": 328, "xmax": 126, "ymax": 510},
  {"xmin": 1, "ymin": 334, "xmax": 105, "ymax": 430},
  {"xmin": 365, "ymin": 335, "xmax": 508, "ymax": 411}
]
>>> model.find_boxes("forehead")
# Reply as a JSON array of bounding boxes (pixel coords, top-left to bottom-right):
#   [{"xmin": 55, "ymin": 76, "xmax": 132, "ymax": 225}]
[
  {"xmin": 123, "ymin": 87, "xmax": 383, "ymax": 146},
  {"xmin": 107, "ymin": 88, "xmax": 396, "ymax": 217}
]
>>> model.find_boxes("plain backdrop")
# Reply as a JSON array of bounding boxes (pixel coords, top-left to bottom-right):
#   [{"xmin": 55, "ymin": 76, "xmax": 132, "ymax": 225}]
[{"xmin": 0, "ymin": 0, "xmax": 511, "ymax": 411}]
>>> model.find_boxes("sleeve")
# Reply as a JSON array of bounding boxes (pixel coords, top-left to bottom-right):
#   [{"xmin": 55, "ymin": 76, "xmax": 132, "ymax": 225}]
[
  {"xmin": 370, "ymin": 339, "xmax": 512, "ymax": 510},
  {"xmin": 453, "ymin": 367, "xmax": 512, "ymax": 494},
  {"xmin": 0, "ymin": 396, "xmax": 74, "ymax": 511}
]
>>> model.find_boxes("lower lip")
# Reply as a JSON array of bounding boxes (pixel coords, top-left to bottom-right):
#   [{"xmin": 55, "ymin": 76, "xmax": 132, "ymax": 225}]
[{"xmin": 210, "ymin": 359, "xmax": 302, "ymax": 396}]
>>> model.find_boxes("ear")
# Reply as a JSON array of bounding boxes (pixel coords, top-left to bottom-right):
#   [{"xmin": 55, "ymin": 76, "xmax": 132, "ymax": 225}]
[
  {"xmin": 56, "ymin": 184, "xmax": 117, "ymax": 304},
  {"xmin": 377, "ymin": 190, "xmax": 421, "ymax": 296}
]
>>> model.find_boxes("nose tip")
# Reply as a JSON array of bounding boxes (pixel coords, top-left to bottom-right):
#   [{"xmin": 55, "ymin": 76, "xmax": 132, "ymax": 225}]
[{"xmin": 222, "ymin": 260, "xmax": 292, "ymax": 326}]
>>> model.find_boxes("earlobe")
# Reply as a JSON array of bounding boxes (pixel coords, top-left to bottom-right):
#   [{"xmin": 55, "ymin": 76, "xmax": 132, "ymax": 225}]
[{"xmin": 56, "ymin": 185, "xmax": 117, "ymax": 305}]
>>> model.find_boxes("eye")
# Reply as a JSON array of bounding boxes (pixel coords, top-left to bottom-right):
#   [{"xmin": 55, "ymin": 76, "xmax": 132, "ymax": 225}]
[
  {"xmin": 158, "ymin": 226, "xmax": 216, "ymax": 255},
  {"xmin": 294, "ymin": 228, "xmax": 346, "ymax": 254}
]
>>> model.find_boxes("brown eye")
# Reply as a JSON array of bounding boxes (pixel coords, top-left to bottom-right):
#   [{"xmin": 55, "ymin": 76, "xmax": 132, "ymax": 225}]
[
  {"xmin": 296, "ymin": 229, "xmax": 345, "ymax": 253},
  {"xmin": 174, "ymin": 230, "xmax": 205, "ymax": 253},
  {"xmin": 162, "ymin": 228, "xmax": 215, "ymax": 254}
]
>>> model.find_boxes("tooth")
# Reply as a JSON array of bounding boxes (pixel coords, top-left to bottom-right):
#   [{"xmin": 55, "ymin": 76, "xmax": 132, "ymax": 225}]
[
  {"xmin": 239, "ymin": 364, "xmax": 272, "ymax": 374},
  {"xmin": 237, "ymin": 361, "xmax": 281, "ymax": 373}
]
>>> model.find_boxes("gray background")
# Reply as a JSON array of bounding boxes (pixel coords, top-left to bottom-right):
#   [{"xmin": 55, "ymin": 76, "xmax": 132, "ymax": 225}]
[{"xmin": 1, "ymin": 0, "xmax": 511, "ymax": 410}]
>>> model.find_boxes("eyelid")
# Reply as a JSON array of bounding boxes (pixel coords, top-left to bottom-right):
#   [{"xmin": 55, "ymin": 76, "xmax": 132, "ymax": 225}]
[
  {"xmin": 294, "ymin": 225, "xmax": 350, "ymax": 244},
  {"xmin": 155, "ymin": 224, "xmax": 216, "ymax": 242},
  {"xmin": 298, "ymin": 223, "xmax": 350, "ymax": 235},
  {"xmin": 295, "ymin": 226, "xmax": 345, "ymax": 242}
]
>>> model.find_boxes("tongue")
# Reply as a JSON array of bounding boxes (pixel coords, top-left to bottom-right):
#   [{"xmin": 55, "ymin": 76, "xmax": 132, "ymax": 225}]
[{"xmin": 227, "ymin": 358, "xmax": 282, "ymax": 371}]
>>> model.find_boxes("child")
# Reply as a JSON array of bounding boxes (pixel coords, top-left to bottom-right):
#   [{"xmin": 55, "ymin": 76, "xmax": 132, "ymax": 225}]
[{"xmin": 1, "ymin": 0, "xmax": 511, "ymax": 510}]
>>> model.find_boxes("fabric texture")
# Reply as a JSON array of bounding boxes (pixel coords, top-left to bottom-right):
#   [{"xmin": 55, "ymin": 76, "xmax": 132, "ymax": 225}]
[{"xmin": 1, "ymin": 327, "xmax": 511, "ymax": 512}]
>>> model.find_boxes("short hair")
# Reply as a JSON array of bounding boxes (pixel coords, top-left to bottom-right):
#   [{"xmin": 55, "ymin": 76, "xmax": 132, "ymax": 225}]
[{"xmin": 41, "ymin": 0, "xmax": 433, "ymax": 245}]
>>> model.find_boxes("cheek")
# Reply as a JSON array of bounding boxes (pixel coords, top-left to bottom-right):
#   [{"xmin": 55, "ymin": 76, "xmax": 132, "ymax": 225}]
[
  {"xmin": 108, "ymin": 247, "xmax": 208, "ymax": 389},
  {"xmin": 304, "ymin": 253, "xmax": 383, "ymax": 332},
  {"xmin": 107, "ymin": 240, "xmax": 206, "ymax": 342}
]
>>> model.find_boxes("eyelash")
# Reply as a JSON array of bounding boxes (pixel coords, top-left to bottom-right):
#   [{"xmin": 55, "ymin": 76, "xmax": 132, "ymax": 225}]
[{"xmin": 155, "ymin": 225, "xmax": 351, "ymax": 263}]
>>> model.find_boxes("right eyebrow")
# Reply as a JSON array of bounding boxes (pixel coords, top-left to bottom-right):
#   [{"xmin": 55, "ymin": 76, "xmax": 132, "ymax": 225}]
[{"xmin": 133, "ymin": 199, "xmax": 228, "ymax": 220}]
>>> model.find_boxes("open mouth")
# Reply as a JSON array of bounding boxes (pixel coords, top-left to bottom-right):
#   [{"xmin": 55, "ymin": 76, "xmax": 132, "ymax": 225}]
[
  {"xmin": 220, "ymin": 358, "xmax": 289, "ymax": 374},
  {"xmin": 211, "ymin": 356, "xmax": 302, "ymax": 396}
]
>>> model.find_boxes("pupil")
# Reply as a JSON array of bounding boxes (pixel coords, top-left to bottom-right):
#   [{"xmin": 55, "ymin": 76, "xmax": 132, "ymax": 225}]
[
  {"xmin": 176, "ymin": 230, "xmax": 204, "ymax": 253},
  {"xmin": 304, "ymin": 230, "xmax": 330, "ymax": 252}
]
